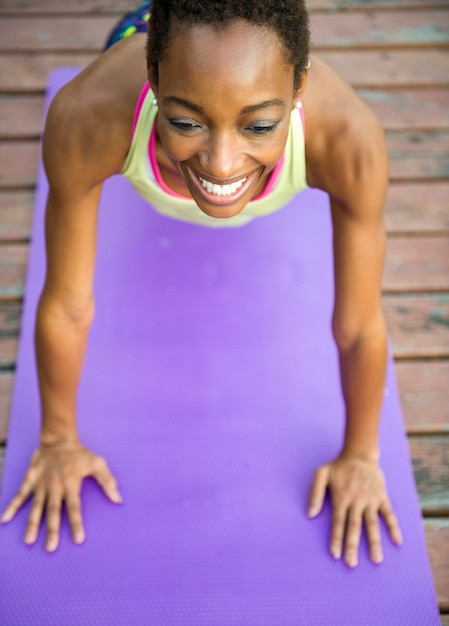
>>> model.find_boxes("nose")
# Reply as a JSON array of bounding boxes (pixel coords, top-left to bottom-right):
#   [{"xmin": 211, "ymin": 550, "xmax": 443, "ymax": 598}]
[{"xmin": 205, "ymin": 131, "xmax": 244, "ymax": 179}]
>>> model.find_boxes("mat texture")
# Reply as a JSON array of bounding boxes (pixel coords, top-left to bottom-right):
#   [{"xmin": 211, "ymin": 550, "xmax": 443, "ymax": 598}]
[{"xmin": 0, "ymin": 69, "xmax": 440, "ymax": 625}]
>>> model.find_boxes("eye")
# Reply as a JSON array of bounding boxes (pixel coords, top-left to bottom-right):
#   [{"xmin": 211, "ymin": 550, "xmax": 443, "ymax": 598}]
[
  {"xmin": 168, "ymin": 118, "xmax": 203, "ymax": 132},
  {"xmin": 246, "ymin": 121, "xmax": 280, "ymax": 135}
]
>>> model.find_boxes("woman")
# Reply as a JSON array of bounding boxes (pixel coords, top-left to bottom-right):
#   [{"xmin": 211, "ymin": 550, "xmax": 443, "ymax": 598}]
[{"xmin": 1, "ymin": 0, "xmax": 402, "ymax": 566}]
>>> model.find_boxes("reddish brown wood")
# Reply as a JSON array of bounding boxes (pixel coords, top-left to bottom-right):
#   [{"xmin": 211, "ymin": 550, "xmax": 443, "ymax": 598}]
[
  {"xmin": 0, "ymin": 301, "xmax": 22, "ymax": 368},
  {"xmin": 0, "ymin": 373, "xmax": 13, "ymax": 442},
  {"xmin": 0, "ymin": 192, "xmax": 34, "ymax": 242},
  {"xmin": 0, "ymin": 337, "xmax": 19, "ymax": 370},
  {"xmin": 440, "ymin": 615, "xmax": 449, "ymax": 625},
  {"xmin": 409, "ymin": 436, "xmax": 449, "ymax": 513},
  {"xmin": 0, "ymin": 17, "xmax": 118, "ymax": 52},
  {"xmin": 0, "ymin": 96, "xmax": 44, "ymax": 140},
  {"xmin": 307, "ymin": 0, "xmax": 449, "ymax": 9},
  {"xmin": 384, "ymin": 183, "xmax": 449, "ymax": 234},
  {"xmin": 358, "ymin": 88, "xmax": 449, "ymax": 130},
  {"xmin": 310, "ymin": 10, "xmax": 449, "ymax": 49},
  {"xmin": 395, "ymin": 361, "xmax": 449, "ymax": 432},
  {"xmin": 425, "ymin": 519, "xmax": 449, "ymax": 610},
  {"xmin": 0, "ymin": 142, "xmax": 40, "ymax": 189},
  {"xmin": 384, "ymin": 237, "xmax": 449, "ymax": 292},
  {"xmin": 318, "ymin": 50, "xmax": 449, "ymax": 88},
  {"xmin": 0, "ymin": 245, "xmax": 29, "ymax": 299},
  {"xmin": 0, "ymin": 54, "xmax": 95, "ymax": 93},
  {"xmin": 384, "ymin": 294, "xmax": 449, "ymax": 359},
  {"xmin": 0, "ymin": 0, "xmax": 131, "ymax": 13},
  {"xmin": 387, "ymin": 130, "xmax": 449, "ymax": 180},
  {"xmin": 1, "ymin": 11, "xmax": 447, "ymax": 51},
  {"xmin": 1, "ymin": 49, "xmax": 448, "ymax": 93}
]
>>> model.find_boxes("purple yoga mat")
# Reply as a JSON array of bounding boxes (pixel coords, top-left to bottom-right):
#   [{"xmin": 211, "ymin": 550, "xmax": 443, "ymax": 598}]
[{"xmin": 0, "ymin": 69, "xmax": 440, "ymax": 625}]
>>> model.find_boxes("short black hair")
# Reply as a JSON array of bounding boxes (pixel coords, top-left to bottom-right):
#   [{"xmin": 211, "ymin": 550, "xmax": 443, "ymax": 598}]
[{"xmin": 146, "ymin": 0, "xmax": 310, "ymax": 90}]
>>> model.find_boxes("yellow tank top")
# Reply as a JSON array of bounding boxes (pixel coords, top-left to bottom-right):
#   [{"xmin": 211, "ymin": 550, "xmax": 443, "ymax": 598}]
[{"xmin": 121, "ymin": 84, "xmax": 308, "ymax": 228}]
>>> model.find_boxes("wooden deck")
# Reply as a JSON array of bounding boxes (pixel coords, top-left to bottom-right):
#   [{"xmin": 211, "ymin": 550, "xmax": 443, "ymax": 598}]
[{"xmin": 0, "ymin": 0, "xmax": 448, "ymax": 619}]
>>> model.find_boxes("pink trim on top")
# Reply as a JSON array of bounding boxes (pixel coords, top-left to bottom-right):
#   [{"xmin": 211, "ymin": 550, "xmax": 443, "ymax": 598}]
[
  {"xmin": 149, "ymin": 124, "xmax": 189, "ymax": 199},
  {"xmin": 131, "ymin": 81, "xmax": 150, "ymax": 140}
]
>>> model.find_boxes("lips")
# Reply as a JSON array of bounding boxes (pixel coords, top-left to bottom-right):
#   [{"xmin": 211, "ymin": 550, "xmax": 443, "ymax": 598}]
[{"xmin": 185, "ymin": 166, "xmax": 260, "ymax": 207}]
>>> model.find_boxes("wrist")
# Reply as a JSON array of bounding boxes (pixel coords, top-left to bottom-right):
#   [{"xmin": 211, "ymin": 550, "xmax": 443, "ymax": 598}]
[{"xmin": 340, "ymin": 445, "xmax": 380, "ymax": 463}]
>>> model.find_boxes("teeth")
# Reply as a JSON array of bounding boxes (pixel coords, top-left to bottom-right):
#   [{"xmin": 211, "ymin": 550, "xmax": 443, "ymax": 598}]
[{"xmin": 199, "ymin": 176, "xmax": 247, "ymax": 196}]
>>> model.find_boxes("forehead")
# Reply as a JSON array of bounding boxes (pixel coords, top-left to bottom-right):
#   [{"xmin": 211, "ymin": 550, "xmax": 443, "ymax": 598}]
[{"xmin": 158, "ymin": 19, "xmax": 294, "ymax": 99}]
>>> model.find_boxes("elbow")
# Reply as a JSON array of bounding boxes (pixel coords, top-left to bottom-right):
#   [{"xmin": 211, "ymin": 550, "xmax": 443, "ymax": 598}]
[
  {"xmin": 332, "ymin": 310, "xmax": 387, "ymax": 353},
  {"xmin": 38, "ymin": 291, "xmax": 95, "ymax": 329}
]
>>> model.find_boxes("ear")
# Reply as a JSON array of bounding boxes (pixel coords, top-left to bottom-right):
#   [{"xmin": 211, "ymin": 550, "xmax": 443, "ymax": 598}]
[
  {"xmin": 147, "ymin": 64, "xmax": 158, "ymax": 93},
  {"xmin": 293, "ymin": 68, "xmax": 308, "ymax": 108}
]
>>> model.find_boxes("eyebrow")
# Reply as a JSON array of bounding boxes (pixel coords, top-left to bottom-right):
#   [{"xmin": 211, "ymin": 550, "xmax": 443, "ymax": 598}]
[{"xmin": 163, "ymin": 96, "xmax": 286, "ymax": 115}]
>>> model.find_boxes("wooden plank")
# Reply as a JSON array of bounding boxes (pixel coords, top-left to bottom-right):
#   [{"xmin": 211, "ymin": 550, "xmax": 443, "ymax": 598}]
[
  {"xmin": 425, "ymin": 519, "xmax": 449, "ymax": 610},
  {"xmin": 0, "ymin": 301, "xmax": 21, "ymax": 369},
  {"xmin": 410, "ymin": 436, "xmax": 449, "ymax": 514},
  {"xmin": 0, "ymin": 245, "xmax": 29, "ymax": 299},
  {"xmin": 384, "ymin": 183, "xmax": 449, "ymax": 235},
  {"xmin": 0, "ymin": 141, "xmax": 40, "ymax": 189},
  {"xmin": 387, "ymin": 130, "xmax": 449, "ymax": 181},
  {"xmin": 1, "ymin": 49, "xmax": 448, "ymax": 93},
  {"xmin": 440, "ymin": 615, "xmax": 449, "ymax": 625},
  {"xmin": 0, "ymin": 373, "xmax": 13, "ymax": 442},
  {"xmin": 384, "ymin": 237, "xmax": 449, "ymax": 292},
  {"xmin": 358, "ymin": 88, "xmax": 449, "ymax": 130},
  {"xmin": 395, "ymin": 361, "xmax": 449, "ymax": 433},
  {"xmin": 0, "ymin": 54, "xmax": 95, "ymax": 93},
  {"xmin": 0, "ymin": 192, "xmax": 34, "ymax": 242},
  {"xmin": 0, "ymin": 0, "xmax": 132, "ymax": 14},
  {"xmin": 307, "ymin": 0, "xmax": 449, "ymax": 9},
  {"xmin": 318, "ymin": 50, "xmax": 449, "ymax": 87},
  {"xmin": 384, "ymin": 294, "xmax": 449, "ymax": 359},
  {"xmin": 1, "ymin": 11, "xmax": 448, "ymax": 52},
  {"xmin": 310, "ymin": 10, "xmax": 449, "ymax": 49},
  {"xmin": 1, "ymin": 0, "xmax": 448, "ymax": 14},
  {"xmin": 0, "ymin": 17, "xmax": 118, "ymax": 52},
  {"xmin": 0, "ymin": 96, "xmax": 44, "ymax": 139}
]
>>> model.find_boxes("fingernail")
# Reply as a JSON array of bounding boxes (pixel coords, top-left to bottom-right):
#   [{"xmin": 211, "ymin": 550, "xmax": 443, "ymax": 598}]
[
  {"xmin": 114, "ymin": 492, "xmax": 123, "ymax": 504},
  {"xmin": 308, "ymin": 506, "xmax": 318, "ymax": 518},
  {"xmin": 74, "ymin": 531, "xmax": 85, "ymax": 544},
  {"xmin": 46, "ymin": 540, "xmax": 57, "ymax": 552},
  {"xmin": 373, "ymin": 551, "xmax": 383, "ymax": 564},
  {"xmin": 331, "ymin": 548, "xmax": 341, "ymax": 560},
  {"xmin": 347, "ymin": 555, "xmax": 358, "ymax": 568},
  {"xmin": 0, "ymin": 511, "xmax": 11, "ymax": 523},
  {"xmin": 24, "ymin": 532, "xmax": 34, "ymax": 544}
]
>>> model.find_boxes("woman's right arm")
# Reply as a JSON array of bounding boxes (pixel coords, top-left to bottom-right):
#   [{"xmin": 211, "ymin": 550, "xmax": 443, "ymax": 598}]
[{"xmin": 0, "ymin": 74, "xmax": 130, "ymax": 551}]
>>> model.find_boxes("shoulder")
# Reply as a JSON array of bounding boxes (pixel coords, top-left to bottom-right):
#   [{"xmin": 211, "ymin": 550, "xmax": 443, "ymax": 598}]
[
  {"xmin": 302, "ymin": 55, "xmax": 388, "ymax": 216},
  {"xmin": 43, "ymin": 35, "xmax": 148, "ymax": 195}
]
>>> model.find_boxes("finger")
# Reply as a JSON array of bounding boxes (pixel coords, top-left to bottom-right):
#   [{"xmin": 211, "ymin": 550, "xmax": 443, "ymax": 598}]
[
  {"xmin": 330, "ymin": 504, "xmax": 348, "ymax": 561},
  {"xmin": 45, "ymin": 491, "xmax": 63, "ymax": 552},
  {"xmin": 65, "ymin": 489, "xmax": 85, "ymax": 544},
  {"xmin": 344, "ymin": 507, "xmax": 363, "ymax": 568},
  {"xmin": 24, "ymin": 490, "xmax": 46, "ymax": 545},
  {"xmin": 379, "ymin": 500, "xmax": 402, "ymax": 545},
  {"xmin": 0, "ymin": 479, "xmax": 35, "ymax": 523},
  {"xmin": 91, "ymin": 458, "xmax": 123, "ymax": 504},
  {"xmin": 364, "ymin": 508, "xmax": 383, "ymax": 564},
  {"xmin": 307, "ymin": 466, "xmax": 330, "ymax": 518}
]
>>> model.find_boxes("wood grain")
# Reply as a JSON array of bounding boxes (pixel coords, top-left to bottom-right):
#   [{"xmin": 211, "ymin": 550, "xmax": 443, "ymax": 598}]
[
  {"xmin": 395, "ymin": 361, "xmax": 449, "ymax": 432},
  {"xmin": 410, "ymin": 436, "xmax": 449, "ymax": 513},
  {"xmin": 1, "ymin": 11, "xmax": 447, "ymax": 51},
  {"xmin": 0, "ymin": 373, "xmax": 13, "ymax": 442},
  {"xmin": 0, "ymin": 245, "xmax": 29, "ymax": 299},
  {"xmin": 384, "ymin": 183, "xmax": 449, "ymax": 234},
  {"xmin": 0, "ymin": 192, "xmax": 34, "ymax": 242},
  {"xmin": 387, "ymin": 130, "xmax": 449, "ymax": 180},
  {"xmin": 384, "ymin": 237, "xmax": 449, "ymax": 292},
  {"xmin": 384, "ymin": 293, "xmax": 449, "ymax": 359},
  {"xmin": 0, "ymin": 96, "xmax": 44, "ymax": 140},
  {"xmin": 425, "ymin": 518, "xmax": 449, "ymax": 610}
]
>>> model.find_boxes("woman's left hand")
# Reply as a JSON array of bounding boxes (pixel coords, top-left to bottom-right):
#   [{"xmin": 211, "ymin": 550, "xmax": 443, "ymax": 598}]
[{"xmin": 307, "ymin": 455, "xmax": 402, "ymax": 567}]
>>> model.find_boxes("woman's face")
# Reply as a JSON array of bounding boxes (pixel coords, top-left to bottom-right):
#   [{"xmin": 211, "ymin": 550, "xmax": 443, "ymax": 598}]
[{"xmin": 154, "ymin": 19, "xmax": 299, "ymax": 219}]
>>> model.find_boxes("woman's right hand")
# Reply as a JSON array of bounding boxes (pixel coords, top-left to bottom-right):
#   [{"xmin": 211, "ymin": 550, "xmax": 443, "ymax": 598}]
[{"xmin": 0, "ymin": 440, "xmax": 122, "ymax": 552}]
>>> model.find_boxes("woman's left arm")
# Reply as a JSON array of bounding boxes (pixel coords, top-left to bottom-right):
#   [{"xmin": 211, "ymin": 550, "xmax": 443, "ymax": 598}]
[{"xmin": 305, "ymin": 89, "xmax": 402, "ymax": 567}]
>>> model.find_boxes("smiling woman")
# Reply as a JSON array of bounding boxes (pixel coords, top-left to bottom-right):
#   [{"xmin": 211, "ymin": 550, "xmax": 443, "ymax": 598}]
[{"xmin": 1, "ymin": 0, "xmax": 402, "ymax": 570}]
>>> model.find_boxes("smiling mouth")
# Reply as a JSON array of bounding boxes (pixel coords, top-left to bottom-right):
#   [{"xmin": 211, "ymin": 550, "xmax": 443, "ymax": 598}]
[
  {"xmin": 185, "ymin": 166, "xmax": 260, "ymax": 207},
  {"xmin": 198, "ymin": 176, "xmax": 247, "ymax": 197}
]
